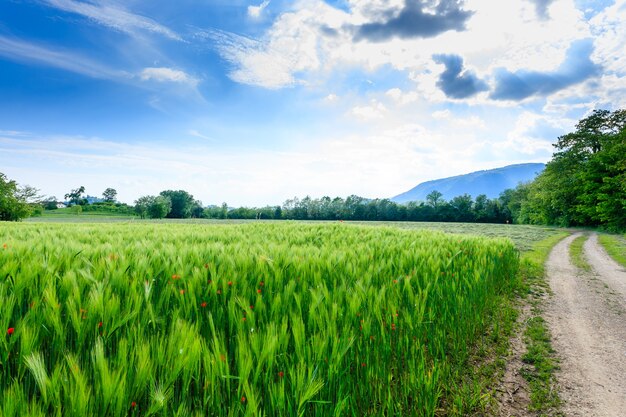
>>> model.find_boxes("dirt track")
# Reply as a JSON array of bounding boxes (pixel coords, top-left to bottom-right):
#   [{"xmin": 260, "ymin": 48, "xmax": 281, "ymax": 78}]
[{"xmin": 544, "ymin": 233, "xmax": 626, "ymax": 417}]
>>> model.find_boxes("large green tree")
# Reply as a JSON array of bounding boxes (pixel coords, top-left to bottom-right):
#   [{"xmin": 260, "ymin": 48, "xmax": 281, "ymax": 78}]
[
  {"xmin": 134, "ymin": 195, "xmax": 172, "ymax": 219},
  {"xmin": 159, "ymin": 190, "xmax": 197, "ymax": 218},
  {"xmin": 520, "ymin": 109, "xmax": 625, "ymax": 229},
  {"xmin": 0, "ymin": 173, "xmax": 33, "ymax": 221}
]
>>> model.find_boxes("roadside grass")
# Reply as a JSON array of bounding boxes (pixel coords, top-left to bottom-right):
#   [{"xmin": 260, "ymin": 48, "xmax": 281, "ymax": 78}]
[
  {"xmin": 598, "ymin": 234, "xmax": 626, "ymax": 269},
  {"xmin": 569, "ymin": 235, "xmax": 591, "ymax": 272},
  {"xmin": 518, "ymin": 232, "xmax": 569, "ymax": 415}
]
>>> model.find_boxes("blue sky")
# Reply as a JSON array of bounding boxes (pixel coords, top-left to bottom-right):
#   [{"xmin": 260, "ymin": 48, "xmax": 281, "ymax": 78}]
[{"xmin": 1, "ymin": 0, "xmax": 624, "ymax": 206}]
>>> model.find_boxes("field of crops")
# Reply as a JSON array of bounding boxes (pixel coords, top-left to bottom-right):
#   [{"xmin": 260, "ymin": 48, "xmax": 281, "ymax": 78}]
[{"xmin": 1, "ymin": 223, "xmax": 518, "ymax": 416}]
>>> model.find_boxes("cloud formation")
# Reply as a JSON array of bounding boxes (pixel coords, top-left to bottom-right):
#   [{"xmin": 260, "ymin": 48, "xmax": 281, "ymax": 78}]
[
  {"xmin": 0, "ymin": 35, "xmax": 130, "ymax": 79},
  {"xmin": 41, "ymin": 0, "xmax": 182, "ymax": 41},
  {"xmin": 528, "ymin": 0, "xmax": 556, "ymax": 20},
  {"xmin": 140, "ymin": 67, "xmax": 198, "ymax": 86},
  {"xmin": 248, "ymin": 0, "xmax": 271, "ymax": 19},
  {"xmin": 490, "ymin": 39, "xmax": 600, "ymax": 101},
  {"xmin": 432, "ymin": 54, "xmax": 488, "ymax": 99},
  {"xmin": 353, "ymin": 0, "xmax": 474, "ymax": 42}
]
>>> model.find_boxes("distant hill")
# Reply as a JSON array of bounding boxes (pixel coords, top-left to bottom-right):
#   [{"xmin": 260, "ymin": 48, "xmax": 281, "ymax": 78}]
[{"xmin": 391, "ymin": 163, "xmax": 545, "ymax": 203}]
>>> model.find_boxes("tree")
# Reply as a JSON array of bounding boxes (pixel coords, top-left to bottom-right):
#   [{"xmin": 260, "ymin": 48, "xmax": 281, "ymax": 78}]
[
  {"xmin": 65, "ymin": 186, "xmax": 86, "ymax": 206},
  {"xmin": 426, "ymin": 190, "xmax": 443, "ymax": 208},
  {"xmin": 514, "ymin": 109, "xmax": 625, "ymax": 230},
  {"xmin": 159, "ymin": 190, "xmax": 195, "ymax": 218},
  {"xmin": 43, "ymin": 197, "xmax": 59, "ymax": 211},
  {"xmin": 450, "ymin": 194, "xmax": 474, "ymax": 222},
  {"xmin": 0, "ymin": 172, "xmax": 33, "ymax": 221},
  {"xmin": 102, "ymin": 188, "xmax": 118, "ymax": 203},
  {"xmin": 134, "ymin": 196, "xmax": 152, "ymax": 219},
  {"xmin": 17, "ymin": 185, "xmax": 43, "ymax": 204},
  {"xmin": 134, "ymin": 195, "xmax": 172, "ymax": 219},
  {"xmin": 148, "ymin": 196, "xmax": 171, "ymax": 219}
]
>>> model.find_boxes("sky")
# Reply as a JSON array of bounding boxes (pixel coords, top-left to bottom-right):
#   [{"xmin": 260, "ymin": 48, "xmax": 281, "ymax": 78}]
[{"xmin": 0, "ymin": 0, "xmax": 624, "ymax": 206}]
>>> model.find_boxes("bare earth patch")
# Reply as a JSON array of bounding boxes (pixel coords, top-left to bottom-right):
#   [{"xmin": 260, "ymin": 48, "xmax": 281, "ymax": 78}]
[
  {"xmin": 544, "ymin": 233, "xmax": 626, "ymax": 417},
  {"xmin": 496, "ymin": 303, "xmax": 532, "ymax": 417}
]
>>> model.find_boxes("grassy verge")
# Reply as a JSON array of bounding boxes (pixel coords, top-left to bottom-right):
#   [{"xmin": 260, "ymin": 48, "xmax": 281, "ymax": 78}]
[
  {"xmin": 518, "ymin": 232, "xmax": 569, "ymax": 415},
  {"xmin": 443, "ymin": 272, "xmax": 521, "ymax": 416},
  {"xmin": 569, "ymin": 235, "xmax": 591, "ymax": 272},
  {"xmin": 598, "ymin": 234, "xmax": 626, "ymax": 268}
]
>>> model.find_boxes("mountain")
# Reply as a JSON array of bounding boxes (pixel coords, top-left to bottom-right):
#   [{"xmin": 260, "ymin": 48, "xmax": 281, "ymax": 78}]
[{"xmin": 391, "ymin": 163, "xmax": 545, "ymax": 203}]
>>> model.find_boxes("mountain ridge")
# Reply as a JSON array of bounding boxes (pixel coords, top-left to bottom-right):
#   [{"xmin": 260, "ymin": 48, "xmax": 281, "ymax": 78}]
[{"xmin": 391, "ymin": 163, "xmax": 546, "ymax": 203}]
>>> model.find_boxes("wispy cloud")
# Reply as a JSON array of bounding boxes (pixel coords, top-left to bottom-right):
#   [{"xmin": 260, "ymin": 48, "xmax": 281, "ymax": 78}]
[
  {"xmin": 248, "ymin": 0, "xmax": 271, "ymax": 19},
  {"xmin": 195, "ymin": 28, "xmax": 304, "ymax": 89},
  {"xmin": 0, "ymin": 35, "xmax": 131, "ymax": 79},
  {"xmin": 188, "ymin": 130, "xmax": 215, "ymax": 141},
  {"xmin": 140, "ymin": 67, "xmax": 198, "ymax": 87},
  {"xmin": 41, "ymin": 0, "xmax": 182, "ymax": 41}
]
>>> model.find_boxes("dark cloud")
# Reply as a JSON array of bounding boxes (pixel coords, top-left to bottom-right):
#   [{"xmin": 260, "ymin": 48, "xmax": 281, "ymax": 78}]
[
  {"xmin": 528, "ymin": 0, "xmax": 556, "ymax": 20},
  {"xmin": 490, "ymin": 39, "xmax": 600, "ymax": 101},
  {"xmin": 353, "ymin": 0, "xmax": 473, "ymax": 42},
  {"xmin": 432, "ymin": 54, "xmax": 488, "ymax": 99}
]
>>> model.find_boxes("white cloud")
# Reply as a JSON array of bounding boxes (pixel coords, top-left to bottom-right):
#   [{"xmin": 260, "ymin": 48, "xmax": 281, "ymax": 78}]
[
  {"xmin": 41, "ymin": 0, "xmax": 182, "ymax": 41},
  {"xmin": 204, "ymin": 0, "xmax": 626, "ymax": 109},
  {"xmin": 248, "ymin": 0, "xmax": 271, "ymax": 19},
  {"xmin": 497, "ymin": 111, "xmax": 574, "ymax": 155},
  {"xmin": 351, "ymin": 100, "xmax": 387, "ymax": 120},
  {"xmin": 324, "ymin": 93, "xmax": 339, "ymax": 103},
  {"xmin": 140, "ymin": 67, "xmax": 198, "ymax": 86},
  {"xmin": 0, "ymin": 35, "xmax": 131, "ymax": 80},
  {"xmin": 385, "ymin": 88, "xmax": 419, "ymax": 105},
  {"xmin": 430, "ymin": 109, "xmax": 486, "ymax": 129},
  {"xmin": 188, "ymin": 130, "xmax": 215, "ymax": 141}
]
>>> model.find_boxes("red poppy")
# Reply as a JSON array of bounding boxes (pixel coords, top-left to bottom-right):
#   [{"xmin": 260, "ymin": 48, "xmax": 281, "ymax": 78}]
[
  {"xmin": 257, "ymin": 289, "xmax": 262, "ymax": 294},
  {"xmin": 241, "ymin": 396, "xmax": 246, "ymax": 403},
  {"xmin": 131, "ymin": 401, "xmax": 137, "ymax": 408},
  {"xmin": 217, "ymin": 289, "xmax": 222, "ymax": 295},
  {"xmin": 180, "ymin": 289, "xmax": 185, "ymax": 295},
  {"xmin": 7, "ymin": 327, "xmax": 14, "ymax": 336},
  {"xmin": 201, "ymin": 302, "xmax": 207, "ymax": 308},
  {"xmin": 249, "ymin": 305, "xmax": 254, "ymax": 310},
  {"xmin": 393, "ymin": 279, "xmax": 398, "ymax": 284},
  {"xmin": 98, "ymin": 322, "xmax": 103, "ymax": 328},
  {"xmin": 278, "ymin": 371, "xmax": 284, "ymax": 378},
  {"xmin": 259, "ymin": 281, "xmax": 264, "ymax": 286},
  {"xmin": 172, "ymin": 274, "xmax": 181, "ymax": 280},
  {"xmin": 242, "ymin": 317, "xmax": 246, "ymax": 321},
  {"xmin": 2, "ymin": 243, "xmax": 7, "ymax": 249},
  {"xmin": 204, "ymin": 263, "xmax": 209, "ymax": 269},
  {"xmin": 361, "ymin": 362, "xmax": 366, "ymax": 367},
  {"xmin": 228, "ymin": 281, "xmax": 233, "ymax": 286}
]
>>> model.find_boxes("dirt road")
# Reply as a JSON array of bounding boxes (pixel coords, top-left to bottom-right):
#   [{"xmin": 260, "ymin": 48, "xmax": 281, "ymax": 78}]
[{"xmin": 545, "ymin": 233, "xmax": 626, "ymax": 417}]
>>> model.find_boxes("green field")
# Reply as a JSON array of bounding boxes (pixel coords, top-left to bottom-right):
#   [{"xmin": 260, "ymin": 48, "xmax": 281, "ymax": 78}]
[{"xmin": 0, "ymin": 222, "xmax": 526, "ymax": 416}]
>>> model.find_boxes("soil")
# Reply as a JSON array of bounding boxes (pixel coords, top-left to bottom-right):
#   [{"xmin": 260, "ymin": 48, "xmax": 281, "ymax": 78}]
[
  {"xmin": 496, "ymin": 303, "xmax": 532, "ymax": 417},
  {"xmin": 544, "ymin": 233, "xmax": 626, "ymax": 417}
]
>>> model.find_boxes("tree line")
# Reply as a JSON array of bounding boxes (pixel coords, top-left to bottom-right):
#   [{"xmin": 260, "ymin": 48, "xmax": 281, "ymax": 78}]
[{"xmin": 1, "ymin": 109, "xmax": 623, "ymax": 229}]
